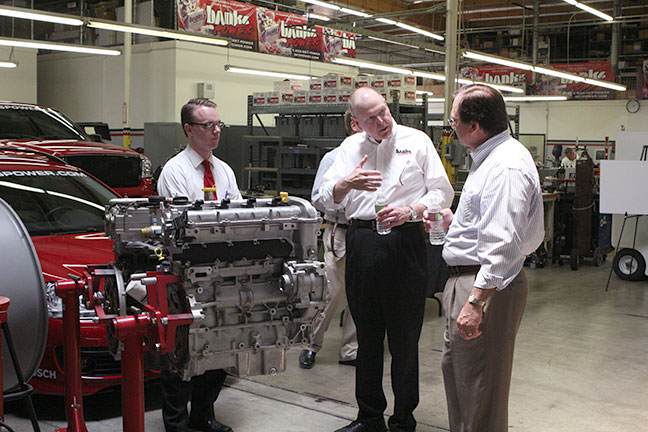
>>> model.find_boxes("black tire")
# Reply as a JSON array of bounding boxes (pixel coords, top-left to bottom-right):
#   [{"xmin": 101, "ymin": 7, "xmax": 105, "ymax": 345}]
[
  {"xmin": 593, "ymin": 248, "xmax": 602, "ymax": 267},
  {"xmin": 612, "ymin": 248, "xmax": 647, "ymax": 281},
  {"xmin": 570, "ymin": 249, "xmax": 579, "ymax": 271}
]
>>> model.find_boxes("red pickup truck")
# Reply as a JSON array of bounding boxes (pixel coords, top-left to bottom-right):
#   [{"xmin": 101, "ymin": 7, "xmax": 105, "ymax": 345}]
[{"xmin": 0, "ymin": 101, "xmax": 154, "ymax": 197}]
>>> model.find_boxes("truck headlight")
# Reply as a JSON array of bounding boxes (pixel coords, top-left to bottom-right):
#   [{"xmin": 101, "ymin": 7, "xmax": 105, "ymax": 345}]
[{"xmin": 140, "ymin": 154, "xmax": 153, "ymax": 179}]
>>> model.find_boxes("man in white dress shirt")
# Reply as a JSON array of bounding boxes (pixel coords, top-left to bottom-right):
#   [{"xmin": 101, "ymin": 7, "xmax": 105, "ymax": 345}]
[
  {"xmin": 157, "ymin": 98, "xmax": 236, "ymax": 432},
  {"xmin": 438, "ymin": 85, "xmax": 543, "ymax": 432},
  {"xmin": 157, "ymin": 98, "xmax": 242, "ymax": 202},
  {"xmin": 319, "ymin": 87, "xmax": 453, "ymax": 432},
  {"xmin": 561, "ymin": 147, "xmax": 577, "ymax": 169}
]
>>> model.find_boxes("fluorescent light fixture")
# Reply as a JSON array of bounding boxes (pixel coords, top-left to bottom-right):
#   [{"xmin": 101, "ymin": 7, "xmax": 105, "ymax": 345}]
[
  {"xmin": 0, "ymin": 60, "xmax": 18, "ymax": 68},
  {"xmin": 224, "ymin": 64, "xmax": 313, "ymax": 81},
  {"xmin": 464, "ymin": 50, "xmax": 534, "ymax": 71},
  {"xmin": 463, "ymin": 50, "xmax": 625, "ymax": 91},
  {"xmin": 412, "ymin": 70, "xmax": 524, "ymax": 93},
  {"xmin": 306, "ymin": 12, "xmax": 330, "ymax": 21},
  {"xmin": 367, "ymin": 36, "xmax": 419, "ymax": 49},
  {"xmin": 375, "ymin": 17, "xmax": 397, "ymax": 25},
  {"xmin": 331, "ymin": 56, "xmax": 413, "ymax": 75},
  {"xmin": 340, "ymin": 7, "xmax": 370, "ymax": 17},
  {"xmin": 412, "ymin": 70, "xmax": 446, "ymax": 80},
  {"xmin": 0, "ymin": 5, "xmax": 83, "ymax": 26},
  {"xmin": 505, "ymin": 95, "xmax": 568, "ymax": 101},
  {"xmin": 562, "ymin": 0, "xmax": 613, "ymax": 21},
  {"xmin": 416, "ymin": 90, "xmax": 434, "ymax": 95},
  {"xmin": 0, "ymin": 36, "xmax": 121, "ymax": 56},
  {"xmin": 88, "ymin": 19, "xmax": 228, "ymax": 46},
  {"xmin": 394, "ymin": 22, "xmax": 444, "ymax": 41},
  {"xmin": 583, "ymin": 78, "xmax": 626, "ymax": 91}
]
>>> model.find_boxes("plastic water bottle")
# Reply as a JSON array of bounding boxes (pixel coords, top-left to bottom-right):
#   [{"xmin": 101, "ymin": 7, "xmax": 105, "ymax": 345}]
[
  {"xmin": 375, "ymin": 195, "xmax": 391, "ymax": 235},
  {"xmin": 429, "ymin": 210, "xmax": 445, "ymax": 245}
]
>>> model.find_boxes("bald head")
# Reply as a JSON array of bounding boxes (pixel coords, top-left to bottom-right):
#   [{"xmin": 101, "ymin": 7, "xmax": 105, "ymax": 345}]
[{"xmin": 348, "ymin": 87, "xmax": 393, "ymax": 142}]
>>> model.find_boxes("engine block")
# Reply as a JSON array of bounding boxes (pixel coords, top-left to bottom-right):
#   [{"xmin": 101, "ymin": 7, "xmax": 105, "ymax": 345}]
[{"xmin": 102, "ymin": 196, "xmax": 327, "ymax": 380}]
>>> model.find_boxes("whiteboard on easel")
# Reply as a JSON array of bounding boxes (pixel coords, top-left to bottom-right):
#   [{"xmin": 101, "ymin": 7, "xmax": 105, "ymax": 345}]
[{"xmin": 600, "ymin": 160, "xmax": 648, "ymax": 214}]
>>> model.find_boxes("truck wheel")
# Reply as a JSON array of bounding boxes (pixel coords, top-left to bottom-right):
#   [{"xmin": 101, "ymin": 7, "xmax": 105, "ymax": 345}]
[{"xmin": 612, "ymin": 248, "xmax": 647, "ymax": 281}]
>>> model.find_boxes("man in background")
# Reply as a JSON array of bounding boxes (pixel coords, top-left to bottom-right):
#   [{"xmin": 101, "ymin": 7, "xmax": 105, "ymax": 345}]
[
  {"xmin": 561, "ymin": 147, "xmax": 577, "ymax": 168},
  {"xmin": 300, "ymin": 110, "xmax": 360, "ymax": 369},
  {"xmin": 157, "ymin": 98, "xmax": 237, "ymax": 432}
]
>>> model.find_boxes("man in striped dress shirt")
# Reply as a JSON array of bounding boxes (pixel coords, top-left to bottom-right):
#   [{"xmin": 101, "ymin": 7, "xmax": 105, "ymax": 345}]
[{"xmin": 437, "ymin": 85, "xmax": 544, "ymax": 432}]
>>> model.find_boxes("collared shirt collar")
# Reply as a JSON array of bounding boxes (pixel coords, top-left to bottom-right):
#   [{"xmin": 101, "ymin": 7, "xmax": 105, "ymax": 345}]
[
  {"xmin": 470, "ymin": 130, "xmax": 510, "ymax": 167},
  {"xmin": 366, "ymin": 118, "xmax": 398, "ymax": 146},
  {"xmin": 186, "ymin": 144, "xmax": 212, "ymax": 168}
]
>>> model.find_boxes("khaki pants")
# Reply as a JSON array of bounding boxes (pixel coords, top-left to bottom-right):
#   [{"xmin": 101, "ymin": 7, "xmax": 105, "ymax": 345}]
[
  {"xmin": 311, "ymin": 223, "xmax": 357, "ymax": 361},
  {"xmin": 441, "ymin": 271, "xmax": 528, "ymax": 432}
]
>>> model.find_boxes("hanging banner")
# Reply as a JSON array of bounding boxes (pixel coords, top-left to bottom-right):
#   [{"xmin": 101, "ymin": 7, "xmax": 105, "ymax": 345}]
[
  {"xmin": 460, "ymin": 61, "xmax": 615, "ymax": 100},
  {"xmin": 177, "ymin": 0, "xmax": 355, "ymax": 61}
]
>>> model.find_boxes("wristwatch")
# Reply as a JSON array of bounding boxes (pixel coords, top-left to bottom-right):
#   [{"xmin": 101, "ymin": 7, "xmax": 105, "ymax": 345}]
[
  {"xmin": 468, "ymin": 294, "xmax": 486, "ymax": 308},
  {"xmin": 407, "ymin": 205, "xmax": 417, "ymax": 221}
]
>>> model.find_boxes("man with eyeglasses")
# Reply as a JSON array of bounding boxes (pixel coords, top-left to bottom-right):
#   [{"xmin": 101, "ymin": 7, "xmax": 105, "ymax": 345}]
[
  {"xmin": 157, "ymin": 98, "xmax": 239, "ymax": 432},
  {"xmin": 158, "ymin": 98, "xmax": 242, "ymax": 202},
  {"xmin": 319, "ymin": 86, "xmax": 453, "ymax": 432},
  {"xmin": 433, "ymin": 85, "xmax": 543, "ymax": 432}
]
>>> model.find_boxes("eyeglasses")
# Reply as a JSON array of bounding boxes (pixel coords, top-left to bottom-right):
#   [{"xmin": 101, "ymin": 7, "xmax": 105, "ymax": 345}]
[
  {"xmin": 188, "ymin": 120, "xmax": 225, "ymax": 130},
  {"xmin": 448, "ymin": 117, "xmax": 457, "ymax": 127}
]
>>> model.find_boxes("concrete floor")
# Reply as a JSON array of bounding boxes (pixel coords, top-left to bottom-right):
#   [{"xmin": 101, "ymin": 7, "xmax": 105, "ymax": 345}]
[{"xmin": 5, "ymin": 261, "xmax": 648, "ymax": 431}]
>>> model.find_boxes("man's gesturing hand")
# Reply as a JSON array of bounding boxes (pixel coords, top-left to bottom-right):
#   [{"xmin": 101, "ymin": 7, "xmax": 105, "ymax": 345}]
[{"xmin": 333, "ymin": 155, "xmax": 382, "ymax": 203}]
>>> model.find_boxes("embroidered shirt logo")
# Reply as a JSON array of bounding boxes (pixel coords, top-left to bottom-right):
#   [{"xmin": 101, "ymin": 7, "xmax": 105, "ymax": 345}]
[{"xmin": 396, "ymin": 148, "xmax": 412, "ymax": 155}]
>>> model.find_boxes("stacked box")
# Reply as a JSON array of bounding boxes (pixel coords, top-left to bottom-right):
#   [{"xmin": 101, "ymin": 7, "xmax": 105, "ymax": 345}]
[
  {"xmin": 294, "ymin": 90, "xmax": 308, "ymax": 104},
  {"xmin": 266, "ymin": 91, "xmax": 280, "ymax": 105},
  {"xmin": 354, "ymin": 76, "xmax": 371, "ymax": 88},
  {"xmin": 252, "ymin": 92, "xmax": 266, "ymax": 106},
  {"xmin": 310, "ymin": 79, "xmax": 324, "ymax": 91},
  {"xmin": 338, "ymin": 89, "xmax": 353, "ymax": 103},
  {"xmin": 388, "ymin": 89, "xmax": 417, "ymax": 104},
  {"xmin": 323, "ymin": 89, "xmax": 338, "ymax": 104},
  {"xmin": 385, "ymin": 74, "xmax": 416, "ymax": 91},
  {"xmin": 279, "ymin": 90, "xmax": 294, "ymax": 105},
  {"xmin": 322, "ymin": 74, "xmax": 354, "ymax": 90},
  {"xmin": 309, "ymin": 90, "xmax": 323, "ymax": 104},
  {"xmin": 274, "ymin": 80, "xmax": 303, "ymax": 91},
  {"xmin": 371, "ymin": 75, "xmax": 387, "ymax": 91}
]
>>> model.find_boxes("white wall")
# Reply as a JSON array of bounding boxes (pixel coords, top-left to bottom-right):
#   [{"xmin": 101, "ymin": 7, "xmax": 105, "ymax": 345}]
[
  {"xmin": 0, "ymin": 47, "xmax": 37, "ymax": 103},
  {"xmin": 38, "ymin": 40, "xmax": 356, "ymax": 129}
]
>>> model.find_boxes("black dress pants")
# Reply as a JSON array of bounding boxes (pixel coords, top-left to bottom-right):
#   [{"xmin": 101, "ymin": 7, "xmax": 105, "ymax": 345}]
[
  {"xmin": 161, "ymin": 368, "xmax": 227, "ymax": 432},
  {"xmin": 345, "ymin": 223, "xmax": 428, "ymax": 432}
]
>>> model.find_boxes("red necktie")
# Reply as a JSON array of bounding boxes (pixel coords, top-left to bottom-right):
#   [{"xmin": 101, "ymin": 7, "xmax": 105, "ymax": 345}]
[{"xmin": 202, "ymin": 160, "xmax": 216, "ymax": 198}]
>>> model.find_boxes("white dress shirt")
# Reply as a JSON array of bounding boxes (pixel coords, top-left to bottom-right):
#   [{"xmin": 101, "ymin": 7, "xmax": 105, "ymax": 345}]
[
  {"xmin": 443, "ymin": 130, "xmax": 544, "ymax": 291},
  {"xmin": 561, "ymin": 155, "xmax": 576, "ymax": 168},
  {"xmin": 311, "ymin": 147, "xmax": 347, "ymax": 224},
  {"xmin": 319, "ymin": 119, "xmax": 454, "ymax": 220},
  {"xmin": 157, "ymin": 145, "xmax": 242, "ymax": 201}
]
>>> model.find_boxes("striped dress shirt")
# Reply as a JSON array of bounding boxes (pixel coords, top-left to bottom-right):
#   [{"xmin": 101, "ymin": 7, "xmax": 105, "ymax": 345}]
[{"xmin": 442, "ymin": 130, "xmax": 544, "ymax": 291}]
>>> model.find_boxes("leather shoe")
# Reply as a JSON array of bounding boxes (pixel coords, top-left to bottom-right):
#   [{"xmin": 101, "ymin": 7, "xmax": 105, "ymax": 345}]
[
  {"xmin": 299, "ymin": 349, "xmax": 316, "ymax": 369},
  {"xmin": 334, "ymin": 420, "xmax": 387, "ymax": 432},
  {"xmin": 338, "ymin": 358, "xmax": 356, "ymax": 367},
  {"xmin": 188, "ymin": 419, "xmax": 233, "ymax": 432}
]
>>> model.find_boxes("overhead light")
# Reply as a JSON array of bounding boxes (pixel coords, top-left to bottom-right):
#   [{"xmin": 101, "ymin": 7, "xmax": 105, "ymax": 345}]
[
  {"xmin": 224, "ymin": 65, "xmax": 313, "ymax": 81},
  {"xmin": 505, "ymin": 95, "xmax": 568, "ymax": 101},
  {"xmin": 562, "ymin": 0, "xmax": 613, "ymax": 21},
  {"xmin": 340, "ymin": 8, "xmax": 370, "ymax": 17},
  {"xmin": 394, "ymin": 22, "xmax": 444, "ymax": 41},
  {"xmin": 462, "ymin": 50, "xmax": 625, "ymax": 91},
  {"xmin": 464, "ymin": 50, "xmax": 533, "ymax": 71},
  {"xmin": 88, "ymin": 19, "xmax": 228, "ymax": 46},
  {"xmin": 412, "ymin": 70, "xmax": 524, "ymax": 93},
  {"xmin": 416, "ymin": 90, "xmax": 433, "ymax": 95},
  {"xmin": 306, "ymin": 12, "xmax": 330, "ymax": 21},
  {"xmin": 301, "ymin": 0, "xmax": 368, "ymax": 17},
  {"xmin": 0, "ymin": 36, "xmax": 121, "ymax": 56},
  {"xmin": 375, "ymin": 17, "xmax": 397, "ymax": 25},
  {"xmin": 0, "ymin": 60, "xmax": 18, "ymax": 68},
  {"xmin": 0, "ymin": 5, "xmax": 83, "ymax": 26},
  {"xmin": 332, "ymin": 56, "xmax": 413, "ymax": 75}
]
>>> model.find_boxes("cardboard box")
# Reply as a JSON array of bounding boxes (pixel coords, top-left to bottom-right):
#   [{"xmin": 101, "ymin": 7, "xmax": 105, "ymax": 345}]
[
  {"xmin": 388, "ymin": 88, "xmax": 416, "ymax": 105},
  {"xmin": 294, "ymin": 90, "xmax": 308, "ymax": 104},
  {"xmin": 266, "ymin": 91, "xmax": 280, "ymax": 105},
  {"xmin": 309, "ymin": 90, "xmax": 323, "ymax": 104},
  {"xmin": 279, "ymin": 90, "xmax": 294, "ymax": 105},
  {"xmin": 354, "ymin": 76, "xmax": 371, "ymax": 88},
  {"xmin": 371, "ymin": 75, "xmax": 387, "ymax": 90},
  {"xmin": 322, "ymin": 74, "xmax": 354, "ymax": 90},
  {"xmin": 310, "ymin": 79, "xmax": 323, "ymax": 91},
  {"xmin": 323, "ymin": 89, "xmax": 338, "ymax": 104},
  {"xmin": 338, "ymin": 89, "xmax": 353, "ymax": 103},
  {"xmin": 274, "ymin": 80, "xmax": 303, "ymax": 91},
  {"xmin": 252, "ymin": 92, "xmax": 266, "ymax": 106},
  {"xmin": 385, "ymin": 74, "xmax": 416, "ymax": 91}
]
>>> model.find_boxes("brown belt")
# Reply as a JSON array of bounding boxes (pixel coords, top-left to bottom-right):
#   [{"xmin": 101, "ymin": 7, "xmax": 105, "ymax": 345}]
[
  {"xmin": 447, "ymin": 265, "xmax": 481, "ymax": 276},
  {"xmin": 325, "ymin": 221, "xmax": 348, "ymax": 230}
]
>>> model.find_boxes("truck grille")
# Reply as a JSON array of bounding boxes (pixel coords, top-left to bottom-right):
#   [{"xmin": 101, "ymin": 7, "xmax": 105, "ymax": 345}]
[
  {"xmin": 64, "ymin": 155, "xmax": 141, "ymax": 188},
  {"xmin": 55, "ymin": 346, "xmax": 121, "ymax": 377}
]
